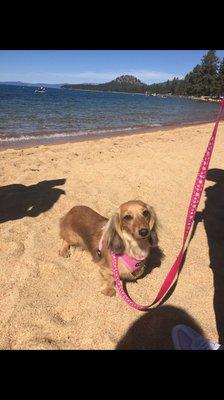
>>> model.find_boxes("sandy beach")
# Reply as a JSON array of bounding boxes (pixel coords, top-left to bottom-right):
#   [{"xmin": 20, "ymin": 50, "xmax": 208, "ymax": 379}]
[{"xmin": 1, "ymin": 121, "xmax": 224, "ymax": 350}]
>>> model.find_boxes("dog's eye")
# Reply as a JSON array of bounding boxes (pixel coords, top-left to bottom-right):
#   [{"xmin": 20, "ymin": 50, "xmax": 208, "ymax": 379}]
[
  {"xmin": 143, "ymin": 210, "xmax": 150, "ymax": 218},
  {"xmin": 124, "ymin": 214, "xmax": 133, "ymax": 221}
]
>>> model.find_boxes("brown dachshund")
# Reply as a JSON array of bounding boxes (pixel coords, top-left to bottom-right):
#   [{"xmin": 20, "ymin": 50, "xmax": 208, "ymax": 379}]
[{"xmin": 59, "ymin": 200, "xmax": 159, "ymax": 297}]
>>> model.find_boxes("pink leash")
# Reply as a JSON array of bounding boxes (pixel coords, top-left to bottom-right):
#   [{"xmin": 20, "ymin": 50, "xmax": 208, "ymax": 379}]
[{"xmin": 111, "ymin": 99, "xmax": 224, "ymax": 311}]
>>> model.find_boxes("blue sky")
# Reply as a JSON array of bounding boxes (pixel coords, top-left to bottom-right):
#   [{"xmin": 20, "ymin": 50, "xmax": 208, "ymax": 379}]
[{"xmin": 1, "ymin": 50, "xmax": 224, "ymax": 84}]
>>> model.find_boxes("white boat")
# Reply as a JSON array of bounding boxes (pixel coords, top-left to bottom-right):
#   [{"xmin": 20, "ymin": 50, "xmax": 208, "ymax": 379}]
[{"xmin": 35, "ymin": 86, "xmax": 46, "ymax": 93}]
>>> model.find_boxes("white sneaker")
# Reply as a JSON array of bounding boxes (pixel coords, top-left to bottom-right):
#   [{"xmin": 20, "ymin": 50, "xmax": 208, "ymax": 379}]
[{"xmin": 172, "ymin": 324, "xmax": 221, "ymax": 350}]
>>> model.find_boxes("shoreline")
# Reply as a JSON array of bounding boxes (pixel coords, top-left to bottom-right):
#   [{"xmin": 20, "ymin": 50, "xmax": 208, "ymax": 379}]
[{"xmin": 0, "ymin": 118, "xmax": 222, "ymax": 152}]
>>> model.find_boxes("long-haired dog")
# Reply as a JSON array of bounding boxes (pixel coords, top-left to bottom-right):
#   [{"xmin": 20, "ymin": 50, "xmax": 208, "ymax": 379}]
[{"xmin": 59, "ymin": 200, "xmax": 159, "ymax": 297}]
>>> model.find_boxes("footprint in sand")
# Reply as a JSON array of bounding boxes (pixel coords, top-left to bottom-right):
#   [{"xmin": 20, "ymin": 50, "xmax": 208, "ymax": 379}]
[
  {"xmin": 10, "ymin": 337, "xmax": 61, "ymax": 350},
  {"xmin": 0, "ymin": 240, "xmax": 25, "ymax": 259}
]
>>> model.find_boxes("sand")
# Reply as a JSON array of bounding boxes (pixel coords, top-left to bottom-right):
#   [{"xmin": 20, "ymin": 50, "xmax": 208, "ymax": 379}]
[{"xmin": 1, "ymin": 121, "xmax": 224, "ymax": 350}]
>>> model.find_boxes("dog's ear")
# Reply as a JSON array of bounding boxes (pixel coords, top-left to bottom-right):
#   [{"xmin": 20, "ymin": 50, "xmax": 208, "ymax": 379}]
[
  {"xmin": 104, "ymin": 213, "xmax": 125, "ymax": 255},
  {"xmin": 146, "ymin": 205, "xmax": 156, "ymax": 230},
  {"xmin": 146, "ymin": 205, "xmax": 159, "ymax": 247},
  {"xmin": 149, "ymin": 229, "xmax": 159, "ymax": 247}
]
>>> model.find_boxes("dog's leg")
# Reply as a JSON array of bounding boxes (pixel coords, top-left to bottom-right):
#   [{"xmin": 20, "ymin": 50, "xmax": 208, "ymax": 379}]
[
  {"xmin": 100, "ymin": 267, "xmax": 116, "ymax": 297},
  {"xmin": 59, "ymin": 240, "xmax": 71, "ymax": 258}
]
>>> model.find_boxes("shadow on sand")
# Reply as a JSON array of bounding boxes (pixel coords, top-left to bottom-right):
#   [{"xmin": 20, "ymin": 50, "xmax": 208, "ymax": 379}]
[
  {"xmin": 116, "ymin": 305, "xmax": 203, "ymax": 349},
  {"xmin": 153, "ymin": 168, "xmax": 224, "ymax": 346},
  {"xmin": 191, "ymin": 168, "xmax": 224, "ymax": 344},
  {"xmin": 0, "ymin": 178, "xmax": 66, "ymax": 223}
]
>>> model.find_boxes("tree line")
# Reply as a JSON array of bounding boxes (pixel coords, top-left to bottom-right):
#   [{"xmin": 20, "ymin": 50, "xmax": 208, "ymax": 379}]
[{"xmin": 148, "ymin": 50, "xmax": 224, "ymax": 98}]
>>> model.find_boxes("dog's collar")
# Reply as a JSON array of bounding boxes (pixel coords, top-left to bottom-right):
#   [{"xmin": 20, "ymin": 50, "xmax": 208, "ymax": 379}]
[{"xmin": 97, "ymin": 234, "xmax": 146, "ymax": 273}]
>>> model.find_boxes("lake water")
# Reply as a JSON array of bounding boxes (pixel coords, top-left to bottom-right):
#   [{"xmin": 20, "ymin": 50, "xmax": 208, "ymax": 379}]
[{"xmin": 0, "ymin": 84, "xmax": 220, "ymax": 148}]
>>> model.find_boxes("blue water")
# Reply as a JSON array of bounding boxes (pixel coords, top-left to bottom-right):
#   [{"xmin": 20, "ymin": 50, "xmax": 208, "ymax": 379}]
[{"xmin": 0, "ymin": 84, "xmax": 220, "ymax": 147}]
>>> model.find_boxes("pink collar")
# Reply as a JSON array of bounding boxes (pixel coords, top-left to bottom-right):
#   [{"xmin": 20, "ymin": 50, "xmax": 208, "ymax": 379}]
[{"xmin": 98, "ymin": 234, "xmax": 146, "ymax": 273}]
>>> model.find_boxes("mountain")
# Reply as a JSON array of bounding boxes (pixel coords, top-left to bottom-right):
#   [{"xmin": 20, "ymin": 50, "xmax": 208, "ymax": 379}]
[
  {"xmin": 61, "ymin": 75, "xmax": 149, "ymax": 93},
  {"xmin": 0, "ymin": 81, "xmax": 63, "ymax": 89},
  {"xmin": 0, "ymin": 81, "xmax": 26, "ymax": 86}
]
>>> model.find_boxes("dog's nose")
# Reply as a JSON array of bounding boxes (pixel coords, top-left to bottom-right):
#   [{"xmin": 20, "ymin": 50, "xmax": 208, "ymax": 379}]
[{"xmin": 139, "ymin": 228, "xmax": 149, "ymax": 237}]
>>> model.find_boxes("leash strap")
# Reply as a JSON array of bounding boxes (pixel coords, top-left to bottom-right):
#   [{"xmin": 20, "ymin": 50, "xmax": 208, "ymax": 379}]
[{"xmin": 112, "ymin": 99, "xmax": 224, "ymax": 311}]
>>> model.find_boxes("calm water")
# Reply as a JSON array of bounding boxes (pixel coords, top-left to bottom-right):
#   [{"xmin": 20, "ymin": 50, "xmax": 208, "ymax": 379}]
[{"xmin": 0, "ymin": 84, "xmax": 220, "ymax": 147}]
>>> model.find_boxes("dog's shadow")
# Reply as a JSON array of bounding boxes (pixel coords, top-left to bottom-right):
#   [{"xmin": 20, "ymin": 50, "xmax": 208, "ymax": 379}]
[{"xmin": 142, "ymin": 245, "xmax": 165, "ymax": 278}]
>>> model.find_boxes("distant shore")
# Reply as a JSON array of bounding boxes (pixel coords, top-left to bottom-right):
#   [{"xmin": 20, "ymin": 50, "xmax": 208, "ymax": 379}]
[
  {"xmin": 61, "ymin": 87, "xmax": 145, "ymax": 96},
  {"xmin": 177, "ymin": 95, "xmax": 221, "ymax": 103},
  {"xmin": 62, "ymin": 87, "xmax": 222, "ymax": 102}
]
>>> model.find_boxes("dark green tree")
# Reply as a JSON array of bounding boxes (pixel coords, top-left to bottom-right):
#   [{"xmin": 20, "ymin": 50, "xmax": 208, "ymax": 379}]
[
  {"xmin": 218, "ymin": 58, "xmax": 224, "ymax": 96},
  {"xmin": 184, "ymin": 64, "xmax": 204, "ymax": 96},
  {"xmin": 147, "ymin": 50, "xmax": 221, "ymax": 98},
  {"xmin": 200, "ymin": 50, "xmax": 220, "ymax": 96}
]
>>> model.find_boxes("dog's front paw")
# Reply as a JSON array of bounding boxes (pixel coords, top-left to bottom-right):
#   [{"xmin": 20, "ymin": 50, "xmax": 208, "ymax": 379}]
[
  {"xmin": 59, "ymin": 249, "xmax": 71, "ymax": 258},
  {"xmin": 101, "ymin": 286, "xmax": 116, "ymax": 297}
]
